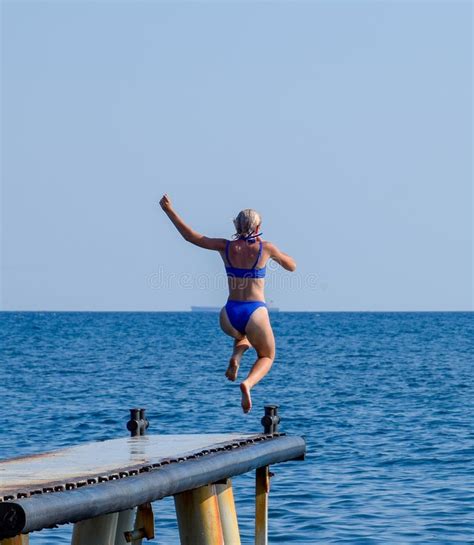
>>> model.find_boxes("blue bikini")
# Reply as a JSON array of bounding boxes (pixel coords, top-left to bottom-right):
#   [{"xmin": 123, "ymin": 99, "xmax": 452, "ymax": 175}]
[{"xmin": 224, "ymin": 238, "xmax": 267, "ymax": 335}]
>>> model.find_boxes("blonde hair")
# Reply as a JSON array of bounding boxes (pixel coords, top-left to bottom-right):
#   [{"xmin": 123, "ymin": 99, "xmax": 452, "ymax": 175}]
[{"xmin": 233, "ymin": 209, "xmax": 261, "ymax": 239}]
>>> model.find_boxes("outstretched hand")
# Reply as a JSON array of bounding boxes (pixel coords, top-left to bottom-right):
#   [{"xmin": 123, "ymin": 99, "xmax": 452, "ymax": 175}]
[{"xmin": 159, "ymin": 194, "xmax": 173, "ymax": 212}]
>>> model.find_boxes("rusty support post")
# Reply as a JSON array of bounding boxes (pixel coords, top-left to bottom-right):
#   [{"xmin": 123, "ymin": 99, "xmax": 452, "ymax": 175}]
[
  {"xmin": 174, "ymin": 484, "xmax": 224, "ymax": 545},
  {"xmin": 215, "ymin": 479, "xmax": 241, "ymax": 545},
  {"xmin": 124, "ymin": 503, "xmax": 154, "ymax": 544},
  {"xmin": 71, "ymin": 512, "xmax": 118, "ymax": 545},
  {"xmin": 255, "ymin": 466, "xmax": 270, "ymax": 545},
  {"xmin": 0, "ymin": 535, "xmax": 29, "ymax": 545}
]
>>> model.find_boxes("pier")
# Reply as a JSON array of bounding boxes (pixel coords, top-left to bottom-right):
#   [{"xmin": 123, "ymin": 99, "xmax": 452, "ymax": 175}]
[{"xmin": 0, "ymin": 406, "xmax": 305, "ymax": 545}]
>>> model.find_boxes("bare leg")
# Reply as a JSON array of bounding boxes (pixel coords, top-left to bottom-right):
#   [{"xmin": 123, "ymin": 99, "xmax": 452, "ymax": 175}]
[
  {"xmin": 240, "ymin": 356, "xmax": 273, "ymax": 413},
  {"xmin": 225, "ymin": 337, "xmax": 251, "ymax": 381},
  {"xmin": 219, "ymin": 306, "xmax": 253, "ymax": 382},
  {"xmin": 240, "ymin": 307, "xmax": 275, "ymax": 414}
]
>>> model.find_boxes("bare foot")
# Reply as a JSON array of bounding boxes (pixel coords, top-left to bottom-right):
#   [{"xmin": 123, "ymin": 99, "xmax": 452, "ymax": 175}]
[
  {"xmin": 240, "ymin": 382, "xmax": 252, "ymax": 413},
  {"xmin": 225, "ymin": 357, "xmax": 240, "ymax": 382}
]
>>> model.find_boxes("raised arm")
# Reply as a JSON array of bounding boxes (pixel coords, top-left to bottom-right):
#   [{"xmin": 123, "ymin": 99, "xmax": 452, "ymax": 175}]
[
  {"xmin": 159, "ymin": 194, "xmax": 226, "ymax": 251},
  {"xmin": 266, "ymin": 242, "xmax": 297, "ymax": 272}
]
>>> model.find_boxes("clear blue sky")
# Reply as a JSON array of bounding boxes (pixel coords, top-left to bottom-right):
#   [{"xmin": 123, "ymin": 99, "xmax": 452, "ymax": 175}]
[{"xmin": 1, "ymin": 1, "xmax": 472, "ymax": 311}]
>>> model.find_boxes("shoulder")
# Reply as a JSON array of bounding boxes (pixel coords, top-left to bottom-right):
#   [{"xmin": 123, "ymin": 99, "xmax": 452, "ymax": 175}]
[
  {"xmin": 213, "ymin": 237, "xmax": 229, "ymax": 252},
  {"xmin": 263, "ymin": 240, "xmax": 277, "ymax": 253},
  {"xmin": 198, "ymin": 236, "xmax": 228, "ymax": 251},
  {"xmin": 263, "ymin": 241, "xmax": 285, "ymax": 259}
]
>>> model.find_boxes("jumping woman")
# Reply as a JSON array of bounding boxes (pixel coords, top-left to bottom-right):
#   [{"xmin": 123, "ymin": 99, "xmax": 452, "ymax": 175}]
[{"xmin": 159, "ymin": 194, "xmax": 296, "ymax": 413}]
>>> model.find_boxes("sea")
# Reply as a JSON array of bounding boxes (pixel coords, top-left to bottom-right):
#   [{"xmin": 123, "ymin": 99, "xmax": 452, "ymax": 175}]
[{"xmin": 1, "ymin": 311, "xmax": 473, "ymax": 544}]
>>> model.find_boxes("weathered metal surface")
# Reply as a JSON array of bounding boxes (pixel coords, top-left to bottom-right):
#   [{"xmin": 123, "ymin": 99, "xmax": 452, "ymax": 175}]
[
  {"xmin": 0, "ymin": 435, "xmax": 306, "ymax": 539},
  {"xmin": 0, "ymin": 535, "xmax": 29, "ymax": 545},
  {"xmin": 174, "ymin": 485, "xmax": 224, "ymax": 545},
  {"xmin": 215, "ymin": 479, "xmax": 241, "ymax": 545},
  {"xmin": 71, "ymin": 512, "xmax": 119, "ymax": 545},
  {"xmin": 255, "ymin": 466, "xmax": 270, "ymax": 545},
  {"xmin": 0, "ymin": 434, "xmax": 265, "ymax": 500},
  {"xmin": 124, "ymin": 503, "xmax": 154, "ymax": 544}
]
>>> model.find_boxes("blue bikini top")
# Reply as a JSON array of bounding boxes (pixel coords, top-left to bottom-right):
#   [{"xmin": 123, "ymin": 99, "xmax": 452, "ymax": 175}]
[{"xmin": 225, "ymin": 237, "xmax": 266, "ymax": 279}]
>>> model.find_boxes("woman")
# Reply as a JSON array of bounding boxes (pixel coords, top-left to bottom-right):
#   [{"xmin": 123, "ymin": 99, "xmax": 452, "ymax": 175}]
[{"xmin": 159, "ymin": 194, "xmax": 296, "ymax": 413}]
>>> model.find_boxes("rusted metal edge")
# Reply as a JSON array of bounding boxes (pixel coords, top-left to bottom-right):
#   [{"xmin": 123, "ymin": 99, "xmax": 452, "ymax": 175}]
[{"xmin": 0, "ymin": 433, "xmax": 285, "ymax": 502}]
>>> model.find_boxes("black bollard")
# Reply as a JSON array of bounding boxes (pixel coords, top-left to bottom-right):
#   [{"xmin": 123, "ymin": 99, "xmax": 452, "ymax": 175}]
[
  {"xmin": 261, "ymin": 405, "xmax": 280, "ymax": 434},
  {"xmin": 127, "ymin": 408, "xmax": 149, "ymax": 437}
]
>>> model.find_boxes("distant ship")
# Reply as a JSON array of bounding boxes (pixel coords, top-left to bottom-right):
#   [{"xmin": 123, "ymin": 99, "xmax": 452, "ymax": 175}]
[{"xmin": 191, "ymin": 305, "xmax": 280, "ymax": 312}]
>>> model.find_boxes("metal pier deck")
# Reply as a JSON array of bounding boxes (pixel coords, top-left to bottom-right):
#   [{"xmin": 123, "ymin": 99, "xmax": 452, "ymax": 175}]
[{"xmin": 0, "ymin": 407, "xmax": 306, "ymax": 545}]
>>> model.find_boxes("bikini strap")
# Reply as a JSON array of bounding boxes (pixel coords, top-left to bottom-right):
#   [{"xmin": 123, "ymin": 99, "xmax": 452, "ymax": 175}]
[
  {"xmin": 225, "ymin": 240, "xmax": 233, "ymax": 267},
  {"xmin": 251, "ymin": 240, "xmax": 263, "ymax": 269}
]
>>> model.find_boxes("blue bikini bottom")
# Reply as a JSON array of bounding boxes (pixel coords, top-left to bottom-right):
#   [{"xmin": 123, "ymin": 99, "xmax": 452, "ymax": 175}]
[{"xmin": 225, "ymin": 300, "xmax": 267, "ymax": 335}]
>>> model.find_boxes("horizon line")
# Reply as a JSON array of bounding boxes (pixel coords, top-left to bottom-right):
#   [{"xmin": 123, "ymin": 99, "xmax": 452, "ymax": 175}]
[{"xmin": 0, "ymin": 309, "xmax": 472, "ymax": 314}]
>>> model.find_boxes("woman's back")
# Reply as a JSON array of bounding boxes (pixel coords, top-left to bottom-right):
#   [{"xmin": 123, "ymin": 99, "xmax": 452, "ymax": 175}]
[
  {"xmin": 225, "ymin": 239, "xmax": 263, "ymax": 269},
  {"xmin": 222, "ymin": 238, "xmax": 267, "ymax": 302}
]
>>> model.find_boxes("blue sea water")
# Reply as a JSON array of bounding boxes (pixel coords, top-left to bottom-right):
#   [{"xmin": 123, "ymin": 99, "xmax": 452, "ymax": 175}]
[{"xmin": 1, "ymin": 311, "xmax": 473, "ymax": 544}]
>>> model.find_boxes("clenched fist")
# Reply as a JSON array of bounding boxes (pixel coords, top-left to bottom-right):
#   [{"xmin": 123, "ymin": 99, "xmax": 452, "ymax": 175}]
[{"xmin": 159, "ymin": 194, "xmax": 173, "ymax": 212}]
